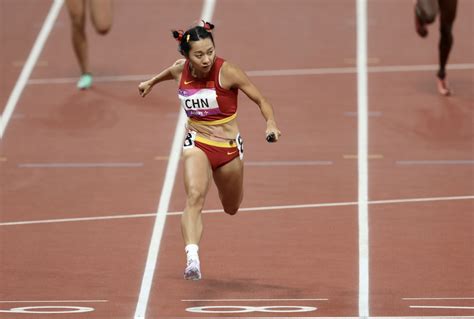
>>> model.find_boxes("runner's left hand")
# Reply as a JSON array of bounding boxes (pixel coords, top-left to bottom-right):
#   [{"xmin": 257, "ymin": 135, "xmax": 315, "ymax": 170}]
[{"xmin": 265, "ymin": 125, "xmax": 281, "ymax": 143}]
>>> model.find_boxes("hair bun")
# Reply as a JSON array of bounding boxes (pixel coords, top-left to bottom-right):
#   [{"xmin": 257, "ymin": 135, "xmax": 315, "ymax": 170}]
[
  {"xmin": 202, "ymin": 20, "xmax": 215, "ymax": 31},
  {"xmin": 172, "ymin": 30, "xmax": 184, "ymax": 41}
]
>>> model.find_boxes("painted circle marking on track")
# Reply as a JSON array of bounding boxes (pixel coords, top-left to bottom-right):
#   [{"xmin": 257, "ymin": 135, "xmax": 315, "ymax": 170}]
[
  {"xmin": 186, "ymin": 305, "xmax": 317, "ymax": 313},
  {"xmin": 0, "ymin": 306, "xmax": 94, "ymax": 314},
  {"xmin": 255, "ymin": 305, "xmax": 317, "ymax": 313}
]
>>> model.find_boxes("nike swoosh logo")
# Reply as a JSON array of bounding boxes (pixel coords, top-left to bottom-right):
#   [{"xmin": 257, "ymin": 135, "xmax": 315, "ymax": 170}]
[
  {"xmin": 184, "ymin": 80, "xmax": 194, "ymax": 85},
  {"xmin": 227, "ymin": 151, "xmax": 238, "ymax": 155}
]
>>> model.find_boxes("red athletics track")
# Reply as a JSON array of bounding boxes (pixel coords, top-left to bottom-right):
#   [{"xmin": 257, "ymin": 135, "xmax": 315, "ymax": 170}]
[
  {"xmin": 367, "ymin": 0, "xmax": 474, "ymax": 316},
  {"xmin": 0, "ymin": 0, "xmax": 473, "ymax": 319}
]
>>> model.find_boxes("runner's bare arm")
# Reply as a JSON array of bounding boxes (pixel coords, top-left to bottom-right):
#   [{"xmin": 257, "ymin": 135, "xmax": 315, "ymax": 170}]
[
  {"xmin": 138, "ymin": 59, "xmax": 185, "ymax": 97},
  {"xmin": 221, "ymin": 62, "xmax": 281, "ymax": 142}
]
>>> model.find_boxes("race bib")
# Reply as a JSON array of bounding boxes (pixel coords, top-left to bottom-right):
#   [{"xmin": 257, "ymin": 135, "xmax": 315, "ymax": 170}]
[{"xmin": 178, "ymin": 88, "xmax": 221, "ymax": 117}]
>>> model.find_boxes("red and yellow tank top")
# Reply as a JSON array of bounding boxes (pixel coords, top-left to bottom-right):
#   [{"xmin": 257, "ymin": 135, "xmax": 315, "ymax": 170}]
[{"xmin": 178, "ymin": 57, "xmax": 238, "ymax": 124}]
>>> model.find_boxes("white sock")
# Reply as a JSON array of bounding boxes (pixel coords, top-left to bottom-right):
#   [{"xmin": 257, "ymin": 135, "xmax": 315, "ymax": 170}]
[{"xmin": 185, "ymin": 244, "xmax": 199, "ymax": 262}]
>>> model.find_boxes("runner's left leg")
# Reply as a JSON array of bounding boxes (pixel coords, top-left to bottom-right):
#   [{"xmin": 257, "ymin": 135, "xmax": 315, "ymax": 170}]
[
  {"xmin": 436, "ymin": 0, "xmax": 458, "ymax": 95},
  {"xmin": 213, "ymin": 156, "xmax": 244, "ymax": 216},
  {"xmin": 89, "ymin": 0, "xmax": 113, "ymax": 35}
]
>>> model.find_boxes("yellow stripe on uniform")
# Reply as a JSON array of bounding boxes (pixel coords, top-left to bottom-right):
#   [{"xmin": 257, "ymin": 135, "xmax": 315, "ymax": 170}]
[
  {"xmin": 195, "ymin": 135, "xmax": 235, "ymax": 148},
  {"xmin": 188, "ymin": 113, "xmax": 237, "ymax": 126}
]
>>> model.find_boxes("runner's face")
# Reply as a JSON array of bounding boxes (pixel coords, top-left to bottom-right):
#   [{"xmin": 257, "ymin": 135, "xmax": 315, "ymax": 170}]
[{"xmin": 188, "ymin": 38, "xmax": 216, "ymax": 75}]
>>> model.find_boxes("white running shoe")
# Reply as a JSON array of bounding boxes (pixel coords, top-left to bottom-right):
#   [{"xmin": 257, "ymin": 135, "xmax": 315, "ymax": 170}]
[{"xmin": 184, "ymin": 259, "xmax": 201, "ymax": 280}]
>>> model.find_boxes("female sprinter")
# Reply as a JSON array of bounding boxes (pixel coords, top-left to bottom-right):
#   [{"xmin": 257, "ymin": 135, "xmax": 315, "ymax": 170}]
[
  {"xmin": 414, "ymin": 0, "xmax": 458, "ymax": 95},
  {"xmin": 138, "ymin": 21, "xmax": 281, "ymax": 280},
  {"xmin": 66, "ymin": 0, "xmax": 113, "ymax": 90}
]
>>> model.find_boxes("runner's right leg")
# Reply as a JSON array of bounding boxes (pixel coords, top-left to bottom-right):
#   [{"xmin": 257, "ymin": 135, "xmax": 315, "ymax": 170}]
[
  {"xmin": 65, "ymin": 0, "xmax": 92, "ymax": 89},
  {"xmin": 181, "ymin": 147, "xmax": 212, "ymax": 280}
]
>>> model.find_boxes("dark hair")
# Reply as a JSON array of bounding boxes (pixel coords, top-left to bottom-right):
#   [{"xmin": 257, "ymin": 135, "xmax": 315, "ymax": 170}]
[{"xmin": 172, "ymin": 21, "xmax": 215, "ymax": 56}]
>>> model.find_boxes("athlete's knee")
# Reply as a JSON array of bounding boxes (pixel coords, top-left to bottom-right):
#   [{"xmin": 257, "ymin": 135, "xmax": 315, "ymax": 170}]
[
  {"xmin": 439, "ymin": 30, "xmax": 453, "ymax": 53},
  {"xmin": 439, "ymin": 24, "xmax": 453, "ymax": 42},
  {"xmin": 186, "ymin": 189, "xmax": 206, "ymax": 210},
  {"xmin": 223, "ymin": 205, "xmax": 239, "ymax": 216},
  {"xmin": 423, "ymin": 12, "xmax": 437, "ymax": 24},
  {"xmin": 69, "ymin": 14, "xmax": 85, "ymax": 31},
  {"xmin": 95, "ymin": 24, "xmax": 111, "ymax": 35},
  {"xmin": 417, "ymin": 4, "xmax": 437, "ymax": 24},
  {"xmin": 223, "ymin": 196, "xmax": 242, "ymax": 216}
]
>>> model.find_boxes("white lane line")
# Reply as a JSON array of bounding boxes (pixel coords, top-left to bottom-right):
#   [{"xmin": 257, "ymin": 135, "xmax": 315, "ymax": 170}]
[
  {"xmin": 170, "ymin": 317, "xmax": 474, "ymax": 319},
  {"xmin": 132, "ymin": 102, "xmax": 186, "ymax": 317},
  {"xmin": 218, "ymin": 318, "xmax": 473, "ymax": 319},
  {"xmin": 18, "ymin": 162, "xmax": 144, "ymax": 168},
  {"xmin": 356, "ymin": 0, "xmax": 369, "ymax": 317},
  {"xmin": 403, "ymin": 298, "xmax": 474, "ymax": 300},
  {"xmin": 369, "ymin": 63, "xmax": 474, "ymax": 73},
  {"xmin": 25, "ymin": 63, "xmax": 474, "ymax": 85},
  {"xmin": 157, "ymin": 317, "xmax": 474, "ymax": 319},
  {"xmin": 28, "ymin": 74, "xmax": 154, "ymax": 84},
  {"xmin": 182, "ymin": 299, "xmax": 329, "ymax": 302},
  {"xmin": 0, "ymin": 300, "xmax": 108, "ymax": 303},
  {"xmin": 410, "ymin": 306, "xmax": 474, "ymax": 310},
  {"xmin": 132, "ymin": 2, "xmax": 216, "ymax": 319},
  {"xmin": 0, "ymin": 213, "xmax": 157, "ymax": 226},
  {"xmin": 245, "ymin": 160, "xmax": 333, "ymax": 166},
  {"xmin": 367, "ymin": 195, "xmax": 474, "ymax": 206},
  {"xmin": 0, "ymin": 0, "xmax": 64, "ymax": 139},
  {"xmin": 250, "ymin": 67, "xmax": 357, "ymax": 77},
  {"xmin": 11, "ymin": 159, "xmax": 474, "ymax": 169},
  {"xmin": 1, "ymin": 195, "xmax": 472, "ymax": 227},
  {"xmin": 344, "ymin": 111, "xmax": 382, "ymax": 117},
  {"xmin": 397, "ymin": 160, "xmax": 474, "ymax": 165}
]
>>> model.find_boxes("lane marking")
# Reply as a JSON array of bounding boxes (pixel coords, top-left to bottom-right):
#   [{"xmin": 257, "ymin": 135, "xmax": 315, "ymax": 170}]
[
  {"xmin": 17, "ymin": 162, "xmax": 144, "ymax": 168},
  {"xmin": 164, "ymin": 318, "xmax": 474, "ymax": 319},
  {"xmin": 344, "ymin": 111, "xmax": 382, "ymax": 117},
  {"xmin": 25, "ymin": 63, "xmax": 474, "ymax": 85},
  {"xmin": 0, "ymin": 306, "xmax": 94, "ymax": 314},
  {"xmin": 397, "ymin": 160, "xmax": 474, "ymax": 165},
  {"xmin": 344, "ymin": 57, "xmax": 380, "ymax": 64},
  {"xmin": 356, "ymin": 0, "xmax": 370, "ymax": 317},
  {"xmin": 245, "ymin": 160, "xmax": 333, "ymax": 166},
  {"xmin": 133, "ymin": 102, "xmax": 186, "ymax": 317},
  {"xmin": 403, "ymin": 298, "xmax": 474, "ymax": 300},
  {"xmin": 0, "ymin": 0, "xmax": 64, "ymax": 139},
  {"xmin": 343, "ymin": 154, "xmax": 383, "ymax": 159},
  {"xmin": 0, "ymin": 212, "xmax": 160, "ymax": 226},
  {"xmin": 368, "ymin": 63, "xmax": 474, "ymax": 73},
  {"xmin": 0, "ymin": 300, "xmax": 107, "ymax": 303},
  {"xmin": 182, "ymin": 299, "xmax": 329, "ymax": 302},
  {"xmin": 12, "ymin": 60, "xmax": 49, "ymax": 67},
  {"xmin": 133, "ymin": 2, "xmax": 216, "ymax": 319},
  {"xmin": 10, "ymin": 159, "xmax": 473, "ymax": 168},
  {"xmin": 1, "ymin": 195, "xmax": 472, "ymax": 227},
  {"xmin": 152, "ymin": 158, "xmax": 332, "ymax": 166},
  {"xmin": 410, "ymin": 306, "xmax": 474, "ymax": 310},
  {"xmin": 186, "ymin": 305, "xmax": 317, "ymax": 313}
]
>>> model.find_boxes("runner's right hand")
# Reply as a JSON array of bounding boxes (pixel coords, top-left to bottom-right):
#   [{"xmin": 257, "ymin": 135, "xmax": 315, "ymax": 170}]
[{"xmin": 138, "ymin": 81, "xmax": 153, "ymax": 97}]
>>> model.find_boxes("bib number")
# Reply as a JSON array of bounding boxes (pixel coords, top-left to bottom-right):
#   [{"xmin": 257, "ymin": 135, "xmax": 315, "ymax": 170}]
[
  {"xmin": 183, "ymin": 131, "xmax": 196, "ymax": 149},
  {"xmin": 236, "ymin": 133, "xmax": 244, "ymax": 160}
]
